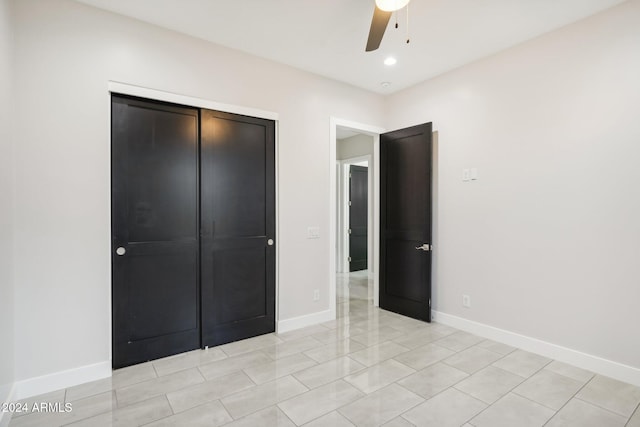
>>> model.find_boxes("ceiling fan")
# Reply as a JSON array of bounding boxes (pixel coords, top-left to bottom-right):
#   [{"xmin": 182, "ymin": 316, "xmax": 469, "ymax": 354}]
[{"xmin": 366, "ymin": 0, "xmax": 411, "ymax": 52}]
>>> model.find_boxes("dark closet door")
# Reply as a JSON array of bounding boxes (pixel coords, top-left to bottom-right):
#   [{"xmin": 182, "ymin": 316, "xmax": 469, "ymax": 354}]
[
  {"xmin": 349, "ymin": 165, "xmax": 368, "ymax": 271},
  {"xmin": 111, "ymin": 95, "xmax": 200, "ymax": 369},
  {"xmin": 380, "ymin": 123, "xmax": 433, "ymax": 322},
  {"xmin": 200, "ymin": 110, "xmax": 276, "ymax": 347}
]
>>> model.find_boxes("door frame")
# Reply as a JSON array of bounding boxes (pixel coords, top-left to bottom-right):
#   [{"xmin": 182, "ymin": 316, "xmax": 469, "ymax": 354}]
[
  {"xmin": 107, "ymin": 81, "xmax": 279, "ymax": 363},
  {"xmin": 329, "ymin": 117, "xmax": 385, "ymax": 313},
  {"xmin": 338, "ymin": 155, "xmax": 372, "ymax": 275}
]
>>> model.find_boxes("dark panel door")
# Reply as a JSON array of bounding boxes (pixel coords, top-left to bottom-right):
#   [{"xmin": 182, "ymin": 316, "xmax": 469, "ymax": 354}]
[
  {"xmin": 200, "ymin": 109, "xmax": 275, "ymax": 347},
  {"xmin": 112, "ymin": 95, "xmax": 200, "ymax": 369},
  {"xmin": 349, "ymin": 165, "xmax": 368, "ymax": 271},
  {"xmin": 380, "ymin": 123, "xmax": 433, "ymax": 322}
]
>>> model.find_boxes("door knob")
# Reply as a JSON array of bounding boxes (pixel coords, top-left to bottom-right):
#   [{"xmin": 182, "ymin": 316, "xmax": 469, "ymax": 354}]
[
  {"xmin": 116, "ymin": 247, "xmax": 126, "ymax": 256},
  {"xmin": 415, "ymin": 244, "xmax": 431, "ymax": 251},
  {"xmin": 267, "ymin": 239, "xmax": 274, "ymax": 246}
]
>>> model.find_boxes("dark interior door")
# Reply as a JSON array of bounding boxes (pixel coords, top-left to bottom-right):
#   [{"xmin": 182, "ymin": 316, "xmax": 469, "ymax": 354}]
[
  {"xmin": 380, "ymin": 123, "xmax": 433, "ymax": 322},
  {"xmin": 112, "ymin": 95, "xmax": 200, "ymax": 369},
  {"xmin": 200, "ymin": 110, "xmax": 276, "ymax": 347},
  {"xmin": 349, "ymin": 165, "xmax": 368, "ymax": 271}
]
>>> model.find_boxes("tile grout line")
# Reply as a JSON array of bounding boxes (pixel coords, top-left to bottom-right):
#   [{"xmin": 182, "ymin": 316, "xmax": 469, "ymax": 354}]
[
  {"xmin": 215, "ymin": 375, "xmax": 309, "ymax": 422},
  {"xmin": 390, "ymin": 381, "xmax": 438, "ymax": 418},
  {"xmin": 625, "ymin": 401, "xmax": 640, "ymax": 427},
  {"xmin": 162, "ymin": 393, "xmax": 175, "ymax": 416},
  {"xmin": 277, "ymin": 404, "xmax": 301, "ymax": 427},
  {"xmin": 115, "ymin": 369, "xmax": 206, "ymax": 411},
  {"xmin": 393, "ymin": 361, "xmax": 490, "ymax": 424},
  {"xmin": 452, "ymin": 348, "xmax": 555, "ymax": 425},
  {"xmin": 510, "ymin": 388, "xmax": 563, "ymax": 413},
  {"xmin": 501, "ymin": 356, "xmax": 556, "ymax": 410},
  {"xmin": 541, "ymin": 374, "xmax": 595, "ymax": 426},
  {"xmin": 61, "ymin": 393, "xmax": 117, "ymax": 427},
  {"xmin": 509, "ymin": 363, "xmax": 595, "ymax": 413},
  {"xmin": 294, "ymin": 379, "xmax": 375, "ymax": 426},
  {"xmin": 447, "ymin": 348, "xmax": 551, "ymax": 425},
  {"xmin": 137, "ymin": 396, "xmax": 185, "ymax": 427},
  {"xmin": 114, "ymin": 387, "xmax": 120, "ymax": 410},
  {"xmin": 452, "ymin": 366, "xmax": 527, "ymax": 405},
  {"xmin": 439, "ymin": 347, "xmax": 505, "ymax": 374},
  {"xmin": 573, "ymin": 396, "xmax": 636, "ymax": 420}
]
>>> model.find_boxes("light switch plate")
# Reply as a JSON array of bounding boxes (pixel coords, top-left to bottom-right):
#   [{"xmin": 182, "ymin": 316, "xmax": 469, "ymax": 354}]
[
  {"xmin": 462, "ymin": 169, "xmax": 470, "ymax": 182},
  {"xmin": 470, "ymin": 168, "xmax": 478, "ymax": 180},
  {"xmin": 307, "ymin": 226, "xmax": 320, "ymax": 239}
]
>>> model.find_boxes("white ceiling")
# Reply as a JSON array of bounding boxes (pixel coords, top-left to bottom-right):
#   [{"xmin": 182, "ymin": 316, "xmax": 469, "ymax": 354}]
[{"xmin": 75, "ymin": 0, "xmax": 626, "ymax": 94}]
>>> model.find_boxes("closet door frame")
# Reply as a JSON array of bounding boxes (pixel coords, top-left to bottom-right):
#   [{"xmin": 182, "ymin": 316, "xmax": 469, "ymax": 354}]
[{"xmin": 107, "ymin": 81, "xmax": 279, "ymax": 364}]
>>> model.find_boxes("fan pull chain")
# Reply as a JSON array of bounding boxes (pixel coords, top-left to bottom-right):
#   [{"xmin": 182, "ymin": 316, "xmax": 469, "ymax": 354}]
[
  {"xmin": 395, "ymin": 11, "xmax": 398, "ymax": 28},
  {"xmin": 406, "ymin": 3, "xmax": 410, "ymax": 44}
]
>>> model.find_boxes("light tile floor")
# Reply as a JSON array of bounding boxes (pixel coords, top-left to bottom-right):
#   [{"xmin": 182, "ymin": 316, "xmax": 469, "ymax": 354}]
[{"xmin": 8, "ymin": 271, "xmax": 640, "ymax": 426}]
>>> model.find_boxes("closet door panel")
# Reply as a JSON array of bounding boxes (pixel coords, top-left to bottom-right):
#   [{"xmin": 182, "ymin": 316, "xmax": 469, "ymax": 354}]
[
  {"xmin": 201, "ymin": 109, "xmax": 276, "ymax": 347},
  {"xmin": 111, "ymin": 95, "xmax": 200, "ymax": 369}
]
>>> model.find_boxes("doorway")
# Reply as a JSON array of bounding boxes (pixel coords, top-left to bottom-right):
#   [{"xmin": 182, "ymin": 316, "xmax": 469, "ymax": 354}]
[
  {"xmin": 338, "ymin": 158, "xmax": 371, "ymax": 312},
  {"xmin": 329, "ymin": 117, "xmax": 434, "ymax": 324},
  {"xmin": 334, "ymin": 125, "xmax": 377, "ymax": 317}
]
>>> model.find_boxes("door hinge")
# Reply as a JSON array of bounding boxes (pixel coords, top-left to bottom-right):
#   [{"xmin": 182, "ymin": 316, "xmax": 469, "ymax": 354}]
[
  {"xmin": 348, "ymin": 228, "xmax": 352, "ymax": 234},
  {"xmin": 349, "ymin": 200, "xmax": 352, "ymax": 206},
  {"xmin": 348, "ymin": 256, "xmax": 352, "ymax": 263},
  {"xmin": 349, "ymin": 172, "xmax": 352, "ymax": 178}
]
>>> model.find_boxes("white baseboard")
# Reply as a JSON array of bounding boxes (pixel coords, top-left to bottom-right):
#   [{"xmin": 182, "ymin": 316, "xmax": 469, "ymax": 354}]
[
  {"xmin": 0, "ymin": 382, "xmax": 15, "ymax": 427},
  {"xmin": 14, "ymin": 361, "xmax": 112, "ymax": 401},
  {"xmin": 433, "ymin": 310, "xmax": 640, "ymax": 387},
  {"xmin": 277, "ymin": 309, "xmax": 334, "ymax": 334}
]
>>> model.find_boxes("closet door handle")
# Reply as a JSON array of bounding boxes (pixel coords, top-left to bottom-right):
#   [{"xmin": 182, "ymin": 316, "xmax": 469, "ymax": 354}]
[
  {"xmin": 267, "ymin": 239, "xmax": 274, "ymax": 246},
  {"xmin": 116, "ymin": 247, "xmax": 126, "ymax": 256}
]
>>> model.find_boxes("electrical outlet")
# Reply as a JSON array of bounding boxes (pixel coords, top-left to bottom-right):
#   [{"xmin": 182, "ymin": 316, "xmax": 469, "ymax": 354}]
[
  {"xmin": 313, "ymin": 289, "xmax": 320, "ymax": 301},
  {"xmin": 462, "ymin": 294, "xmax": 471, "ymax": 308}
]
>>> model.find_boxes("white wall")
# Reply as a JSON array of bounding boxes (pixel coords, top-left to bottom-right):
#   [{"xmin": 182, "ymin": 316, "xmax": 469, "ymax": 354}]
[
  {"xmin": 12, "ymin": 0, "xmax": 385, "ymax": 383},
  {"xmin": 386, "ymin": 0, "xmax": 640, "ymax": 370},
  {"xmin": 0, "ymin": 0, "xmax": 15, "ymax": 415},
  {"xmin": 337, "ymin": 133, "xmax": 374, "ymax": 160}
]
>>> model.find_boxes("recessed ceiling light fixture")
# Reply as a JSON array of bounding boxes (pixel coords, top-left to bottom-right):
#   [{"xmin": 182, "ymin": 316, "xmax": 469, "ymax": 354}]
[
  {"xmin": 384, "ymin": 57, "xmax": 397, "ymax": 66},
  {"xmin": 380, "ymin": 81, "xmax": 391, "ymax": 87}
]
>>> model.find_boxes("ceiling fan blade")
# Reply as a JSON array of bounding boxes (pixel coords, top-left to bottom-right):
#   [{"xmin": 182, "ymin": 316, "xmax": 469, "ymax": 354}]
[{"xmin": 365, "ymin": 5, "xmax": 392, "ymax": 52}]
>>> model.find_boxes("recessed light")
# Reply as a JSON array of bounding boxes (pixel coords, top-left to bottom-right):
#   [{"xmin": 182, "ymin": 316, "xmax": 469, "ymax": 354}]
[
  {"xmin": 384, "ymin": 57, "xmax": 397, "ymax": 66},
  {"xmin": 380, "ymin": 81, "xmax": 391, "ymax": 87}
]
